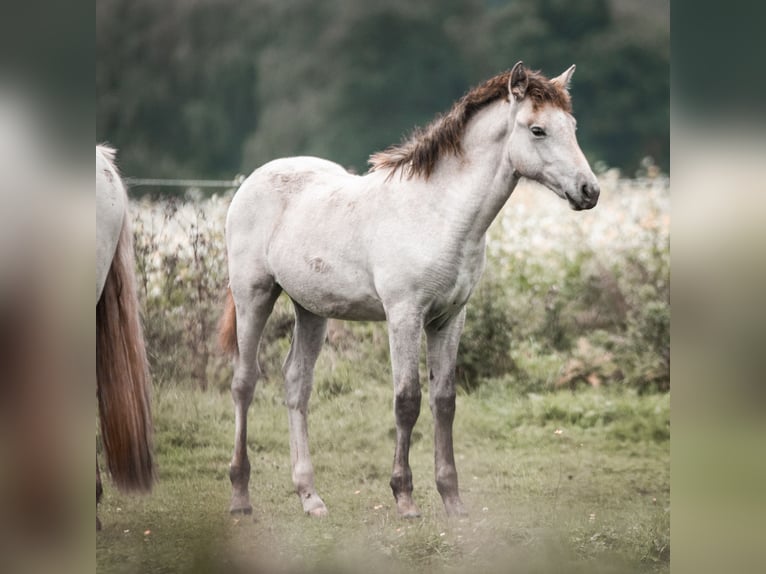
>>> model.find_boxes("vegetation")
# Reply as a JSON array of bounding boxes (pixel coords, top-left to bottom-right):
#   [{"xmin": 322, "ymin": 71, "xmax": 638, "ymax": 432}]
[
  {"xmin": 96, "ymin": 382, "xmax": 669, "ymax": 574},
  {"xmin": 98, "ymin": 4, "xmax": 669, "ymax": 569},
  {"xmin": 131, "ymin": 177, "xmax": 669, "ymax": 395},
  {"xmin": 96, "ymin": 0, "xmax": 669, "ymax": 184},
  {"xmin": 98, "ymin": 175, "xmax": 670, "ymax": 573}
]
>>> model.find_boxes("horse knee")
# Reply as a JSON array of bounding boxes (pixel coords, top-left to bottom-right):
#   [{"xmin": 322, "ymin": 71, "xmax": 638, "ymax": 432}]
[
  {"xmin": 394, "ymin": 386, "xmax": 422, "ymax": 427},
  {"xmin": 390, "ymin": 467, "xmax": 413, "ymax": 495},
  {"xmin": 231, "ymin": 372, "xmax": 257, "ymax": 404},
  {"xmin": 430, "ymin": 390, "xmax": 456, "ymax": 419}
]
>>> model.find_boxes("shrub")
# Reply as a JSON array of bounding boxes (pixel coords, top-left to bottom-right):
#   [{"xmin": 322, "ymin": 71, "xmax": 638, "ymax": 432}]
[
  {"xmin": 456, "ymin": 274, "xmax": 515, "ymax": 390},
  {"xmin": 132, "ymin": 194, "xmax": 232, "ymax": 391},
  {"xmin": 131, "ymin": 178, "xmax": 670, "ymax": 396}
]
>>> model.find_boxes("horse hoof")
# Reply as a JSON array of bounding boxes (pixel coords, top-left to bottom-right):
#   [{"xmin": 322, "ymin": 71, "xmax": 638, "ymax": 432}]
[
  {"xmin": 444, "ymin": 500, "xmax": 468, "ymax": 517},
  {"xmin": 396, "ymin": 499, "xmax": 421, "ymax": 518},
  {"xmin": 303, "ymin": 495, "xmax": 329, "ymax": 517},
  {"xmin": 307, "ymin": 506, "xmax": 329, "ymax": 518},
  {"xmin": 230, "ymin": 505, "xmax": 253, "ymax": 515}
]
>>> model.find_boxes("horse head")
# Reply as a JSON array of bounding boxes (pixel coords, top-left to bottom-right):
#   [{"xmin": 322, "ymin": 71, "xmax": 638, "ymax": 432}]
[{"xmin": 506, "ymin": 62, "xmax": 599, "ymax": 210}]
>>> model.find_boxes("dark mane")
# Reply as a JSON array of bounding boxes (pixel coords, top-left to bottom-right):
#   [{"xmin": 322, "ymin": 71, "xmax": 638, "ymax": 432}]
[{"xmin": 368, "ymin": 69, "xmax": 571, "ymax": 179}]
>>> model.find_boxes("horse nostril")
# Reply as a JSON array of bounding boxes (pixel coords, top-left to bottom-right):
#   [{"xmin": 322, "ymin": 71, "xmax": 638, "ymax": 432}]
[{"xmin": 581, "ymin": 182, "xmax": 600, "ymax": 203}]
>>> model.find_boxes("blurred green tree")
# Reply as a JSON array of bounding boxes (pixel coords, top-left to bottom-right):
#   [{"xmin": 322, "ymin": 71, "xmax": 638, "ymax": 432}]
[{"xmin": 97, "ymin": 0, "xmax": 668, "ymax": 187}]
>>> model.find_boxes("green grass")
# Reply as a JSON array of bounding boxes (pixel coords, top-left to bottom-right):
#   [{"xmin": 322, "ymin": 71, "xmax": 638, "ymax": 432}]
[
  {"xmin": 97, "ymin": 379, "xmax": 669, "ymax": 574},
  {"xmin": 113, "ymin": 178, "xmax": 670, "ymax": 573}
]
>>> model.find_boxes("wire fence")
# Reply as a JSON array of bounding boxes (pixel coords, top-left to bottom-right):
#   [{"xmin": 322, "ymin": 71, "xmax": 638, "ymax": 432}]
[
  {"xmin": 124, "ymin": 175, "xmax": 247, "ymax": 190},
  {"xmin": 123, "ymin": 172, "xmax": 669, "ymax": 195}
]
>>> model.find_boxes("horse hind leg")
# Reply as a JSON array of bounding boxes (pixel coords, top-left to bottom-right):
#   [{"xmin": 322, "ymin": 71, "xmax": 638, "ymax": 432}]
[
  {"xmin": 228, "ymin": 281, "xmax": 281, "ymax": 515},
  {"xmin": 283, "ymin": 302, "xmax": 328, "ymax": 516}
]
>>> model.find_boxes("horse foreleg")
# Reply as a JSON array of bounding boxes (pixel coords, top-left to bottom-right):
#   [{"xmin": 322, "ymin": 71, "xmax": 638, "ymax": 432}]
[
  {"xmin": 426, "ymin": 309, "xmax": 467, "ymax": 516},
  {"xmin": 386, "ymin": 307, "xmax": 424, "ymax": 518},
  {"xmin": 229, "ymin": 283, "xmax": 281, "ymax": 515},
  {"xmin": 284, "ymin": 303, "xmax": 328, "ymax": 516}
]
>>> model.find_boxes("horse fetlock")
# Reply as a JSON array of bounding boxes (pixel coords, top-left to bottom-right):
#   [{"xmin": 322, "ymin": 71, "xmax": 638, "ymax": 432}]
[
  {"xmin": 389, "ymin": 470, "xmax": 414, "ymax": 497},
  {"xmin": 229, "ymin": 459, "xmax": 251, "ymax": 485},
  {"xmin": 229, "ymin": 463, "xmax": 252, "ymax": 514},
  {"xmin": 435, "ymin": 471, "xmax": 459, "ymax": 497},
  {"xmin": 292, "ymin": 467, "xmax": 316, "ymax": 493},
  {"xmin": 436, "ymin": 471, "xmax": 466, "ymax": 516}
]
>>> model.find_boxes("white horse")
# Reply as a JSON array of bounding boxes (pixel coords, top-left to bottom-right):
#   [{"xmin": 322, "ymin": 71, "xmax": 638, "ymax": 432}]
[
  {"xmin": 96, "ymin": 145, "xmax": 154, "ymax": 529},
  {"xmin": 218, "ymin": 62, "xmax": 599, "ymax": 518}
]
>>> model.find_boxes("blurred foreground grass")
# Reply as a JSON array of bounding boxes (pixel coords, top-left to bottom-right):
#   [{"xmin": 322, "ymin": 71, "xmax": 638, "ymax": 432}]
[{"xmin": 97, "ymin": 381, "xmax": 669, "ymax": 574}]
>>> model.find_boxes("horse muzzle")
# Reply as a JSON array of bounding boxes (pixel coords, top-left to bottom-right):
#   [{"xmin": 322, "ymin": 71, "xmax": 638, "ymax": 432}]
[{"xmin": 565, "ymin": 181, "xmax": 600, "ymax": 211}]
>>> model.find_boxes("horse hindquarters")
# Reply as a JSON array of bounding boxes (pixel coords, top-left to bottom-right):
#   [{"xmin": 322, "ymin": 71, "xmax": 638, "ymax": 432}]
[{"xmin": 96, "ymin": 216, "xmax": 155, "ymax": 494}]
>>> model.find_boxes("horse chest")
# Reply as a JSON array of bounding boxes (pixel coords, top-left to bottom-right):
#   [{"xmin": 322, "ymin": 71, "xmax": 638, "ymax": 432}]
[{"xmin": 424, "ymin": 251, "xmax": 485, "ymax": 325}]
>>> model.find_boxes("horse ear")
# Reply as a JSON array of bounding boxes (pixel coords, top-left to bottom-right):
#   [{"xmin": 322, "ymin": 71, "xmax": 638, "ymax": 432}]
[
  {"xmin": 552, "ymin": 64, "xmax": 576, "ymax": 90},
  {"xmin": 509, "ymin": 61, "xmax": 528, "ymax": 101}
]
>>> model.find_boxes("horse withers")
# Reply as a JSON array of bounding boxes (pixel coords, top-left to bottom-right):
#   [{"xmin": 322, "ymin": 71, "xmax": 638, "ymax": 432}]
[{"xmin": 219, "ymin": 62, "xmax": 599, "ymax": 518}]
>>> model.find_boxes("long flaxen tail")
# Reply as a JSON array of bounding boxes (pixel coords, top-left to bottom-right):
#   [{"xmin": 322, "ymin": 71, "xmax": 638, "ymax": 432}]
[
  {"xmin": 218, "ymin": 287, "xmax": 239, "ymax": 357},
  {"xmin": 96, "ymin": 214, "xmax": 155, "ymax": 493}
]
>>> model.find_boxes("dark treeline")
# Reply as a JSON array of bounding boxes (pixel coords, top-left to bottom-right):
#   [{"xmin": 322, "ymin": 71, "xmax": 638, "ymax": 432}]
[{"xmin": 97, "ymin": 0, "xmax": 668, "ymax": 189}]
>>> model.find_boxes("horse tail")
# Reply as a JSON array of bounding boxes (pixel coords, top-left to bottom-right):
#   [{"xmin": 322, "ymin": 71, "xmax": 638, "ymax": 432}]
[
  {"xmin": 218, "ymin": 287, "xmax": 238, "ymax": 357},
  {"xmin": 96, "ymin": 213, "xmax": 155, "ymax": 493}
]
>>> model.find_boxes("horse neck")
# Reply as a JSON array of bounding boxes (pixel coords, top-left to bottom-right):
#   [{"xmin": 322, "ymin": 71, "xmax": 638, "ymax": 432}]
[{"xmin": 428, "ymin": 99, "xmax": 518, "ymax": 243}]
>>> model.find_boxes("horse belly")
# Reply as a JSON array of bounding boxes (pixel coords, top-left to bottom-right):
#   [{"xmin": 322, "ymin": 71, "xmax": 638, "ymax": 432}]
[
  {"xmin": 287, "ymin": 283, "xmax": 386, "ymax": 321},
  {"xmin": 274, "ymin": 261, "xmax": 386, "ymax": 321}
]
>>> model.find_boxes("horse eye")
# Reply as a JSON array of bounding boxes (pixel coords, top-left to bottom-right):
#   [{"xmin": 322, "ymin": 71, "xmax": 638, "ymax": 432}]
[{"xmin": 531, "ymin": 126, "xmax": 546, "ymax": 137}]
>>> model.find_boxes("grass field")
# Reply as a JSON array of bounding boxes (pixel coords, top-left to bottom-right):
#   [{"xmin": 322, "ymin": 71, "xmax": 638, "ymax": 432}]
[{"xmin": 96, "ymin": 379, "xmax": 669, "ymax": 574}]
